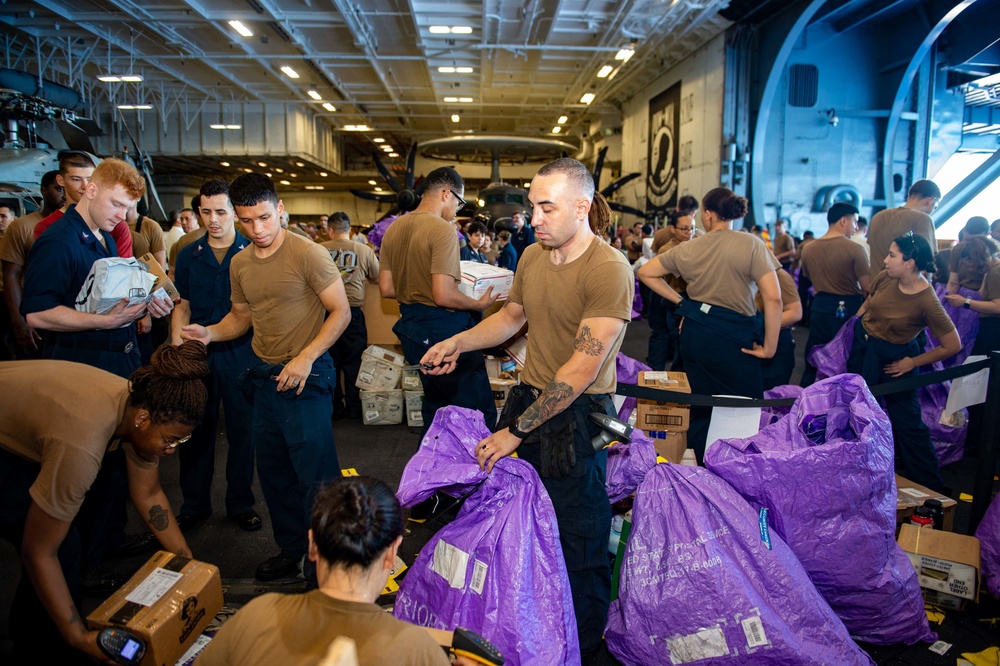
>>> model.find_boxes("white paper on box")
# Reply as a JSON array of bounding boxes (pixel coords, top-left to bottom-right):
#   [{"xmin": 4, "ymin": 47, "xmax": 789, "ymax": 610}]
[
  {"xmin": 705, "ymin": 399, "xmax": 761, "ymax": 455},
  {"xmin": 907, "ymin": 552, "xmax": 978, "ymax": 600},
  {"xmin": 899, "ymin": 487, "xmax": 930, "ymax": 499},
  {"xmin": 944, "ymin": 355, "xmax": 989, "ymax": 417},
  {"xmin": 431, "ymin": 539, "xmax": 469, "ymax": 590},
  {"xmin": 125, "ymin": 567, "xmax": 183, "ymax": 606},
  {"xmin": 668, "ymin": 626, "xmax": 730, "ymax": 664}
]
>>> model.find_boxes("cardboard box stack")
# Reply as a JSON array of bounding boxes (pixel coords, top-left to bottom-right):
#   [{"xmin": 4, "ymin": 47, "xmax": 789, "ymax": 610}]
[
  {"xmin": 356, "ymin": 345, "xmax": 405, "ymax": 391},
  {"xmin": 897, "ymin": 523, "xmax": 980, "ymax": 610},
  {"xmin": 87, "ymin": 551, "xmax": 222, "ymax": 666},
  {"xmin": 634, "ymin": 371, "xmax": 690, "ymax": 462}
]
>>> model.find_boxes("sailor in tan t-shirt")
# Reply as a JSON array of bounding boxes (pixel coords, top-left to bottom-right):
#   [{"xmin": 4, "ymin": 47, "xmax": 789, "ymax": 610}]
[
  {"xmin": 379, "ymin": 166, "xmax": 498, "ymax": 438},
  {"xmin": 181, "ymin": 172, "xmax": 351, "ymax": 583},
  {"xmin": 0, "ymin": 343, "xmax": 208, "ymax": 663},
  {"xmin": 422, "ymin": 158, "xmax": 632, "ymax": 657},
  {"xmin": 867, "ymin": 178, "xmax": 940, "ymax": 283},
  {"xmin": 321, "ymin": 211, "xmax": 380, "ymax": 418}
]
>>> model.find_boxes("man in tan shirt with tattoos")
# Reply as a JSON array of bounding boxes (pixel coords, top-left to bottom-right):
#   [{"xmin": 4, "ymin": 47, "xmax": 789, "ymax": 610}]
[{"xmin": 422, "ymin": 157, "xmax": 633, "ymax": 662}]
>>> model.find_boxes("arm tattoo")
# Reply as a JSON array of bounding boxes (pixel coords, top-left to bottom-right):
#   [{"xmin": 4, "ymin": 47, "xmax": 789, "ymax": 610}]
[
  {"xmin": 517, "ymin": 381, "xmax": 575, "ymax": 432},
  {"xmin": 69, "ymin": 604, "xmax": 80, "ymax": 624},
  {"xmin": 148, "ymin": 504, "xmax": 170, "ymax": 531},
  {"xmin": 573, "ymin": 325, "xmax": 605, "ymax": 357}
]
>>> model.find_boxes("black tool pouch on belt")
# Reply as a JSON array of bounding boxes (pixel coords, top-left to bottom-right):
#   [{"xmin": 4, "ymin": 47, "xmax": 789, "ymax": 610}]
[{"xmin": 539, "ymin": 410, "xmax": 576, "ymax": 479}]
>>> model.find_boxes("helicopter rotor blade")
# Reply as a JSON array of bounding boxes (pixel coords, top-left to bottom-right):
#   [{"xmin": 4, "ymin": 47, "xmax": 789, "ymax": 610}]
[{"xmin": 372, "ymin": 152, "xmax": 403, "ymax": 193}]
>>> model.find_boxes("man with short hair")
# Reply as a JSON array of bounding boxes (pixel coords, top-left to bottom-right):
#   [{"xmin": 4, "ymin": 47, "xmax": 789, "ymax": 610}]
[
  {"xmin": 798, "ymin": 203, "xmax": 870, "ymax": 386},
  {"xmin": 22, "ymin": 158, "xmax": 172, "ymax": 378},
  {"xmin": 772, "ymin": 218, "xmax": 795, "ymax": 271},
  {"xmin": 32, "ymin": 153, "xmax": 134, "ymax": 259},
  {"xmin": 624, "ymin": 221, "xmax": 644, "ymax": 263},
  {"xmin": 379, "ymin": 167, "xmax": 498, "ymax": 437},
  {"xmin": 182, "ymin": 173, "xmax": 350, "ymax": 582},
  {"xmin": 852, "ymin": 216, "xmax": 869, "ymax": 257},
  {"xmin": 867, "ymin": 179, "xmax": 940, "ymax": 282},
  {"xmin": 315, "ymin": 214, "xmax": 331, "ymax": 242},
  {"xmin": 496, "ymin": 229, "xmax": 518, "ymax": 271},
  {"xmin": 0, "ymin": 206, "xmax": 13, "ymax": 231},
  {"xmin": 180, "ymin": 207, "xmax": 200, "ymax": 233},
  {"xmin": 163, "ymin": 209, "xmax": 186, "ymax": 255},
  {"xmin": 510, "ymin": 210, "xmax": 535, "ymax": 263},
  {"xmin": 422, "ymin": 157, "xmax": 633, "ymax": 660},
  {"xmin": 1, "ymin": 172, "xmax": 64, "ymax": 356},
  {"xmin": 171, "ymin": 179, "xmax": 259, "ymax": 533},
  {"xmin": 168, "ymin": 205, "xmax": 208, "ymax": 278},
  {"xmin": 321, "ymin": 211, "xmax": 379, "ymax": 419}
]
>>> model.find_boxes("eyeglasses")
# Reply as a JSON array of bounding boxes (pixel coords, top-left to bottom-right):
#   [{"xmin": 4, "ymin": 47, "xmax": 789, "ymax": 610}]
[
  {"xmin": 674, "ymin": 226, "xmax": 693, "ymax": 233},
  {"xmin": 450, "ymin": 190, "xmax": 467, "ymax": 208},
  {"xmin": 156, "ymin": 425, "xmax": 192, "ymax": 450}
]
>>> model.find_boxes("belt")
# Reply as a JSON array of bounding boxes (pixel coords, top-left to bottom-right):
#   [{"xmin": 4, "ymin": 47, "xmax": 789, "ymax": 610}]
[{"xmin": 55, "ymin": 337, "xmax": 135, "ymax": 354}]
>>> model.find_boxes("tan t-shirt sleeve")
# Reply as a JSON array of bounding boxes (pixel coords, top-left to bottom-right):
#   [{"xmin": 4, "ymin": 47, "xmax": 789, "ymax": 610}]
[
  {"xmin": 853, "ymin": 242, "xmax": 871, "ymax": 281},
  {"xmin": 363, "ymin": 245, "xmax": 380, "ymax": 283},
  {"xmin": 144, "ymin": 218, "xmax": 166, "ymax": 254},
  {"xmin": 29, "ymin": 440, "xmax": 103, "ymax": 523},
  {"xmin": 0, "ymin": 218, "xmax": 33, "ymax": 265},
  {"xmin": 428, "ymin": 223, "xmax": 460, "ymax": 278},
  {"xmin": 230, "ymin": 257, "xmax": 247, "ymax": 305},
  {"xmin": 750, "ymin": 240, "xmax": 781, "ymax": 281},
  {"xmin": 302, "ymin": 242, "xmax": 343, "ymax": 294},
  {"xmin": 657, "ymin": 243, "xmax": 683, "ymax": 276},
  {"xmin": 582, "ymin": 259, "xmax": 635, "ymax": 321},
  {"xmin": 923, "ymin": 290, "xmax": 957, "ymax": 340}
]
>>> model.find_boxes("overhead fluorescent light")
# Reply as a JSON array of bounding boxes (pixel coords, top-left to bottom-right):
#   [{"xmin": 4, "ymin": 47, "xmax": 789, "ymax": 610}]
[
  {"xmin": 444, "ymin": 96, "xmax": 458, "ymax": 103},
  {"xmin": 280, "ymin": 66, "xmax": 300, "ymax": 79},
  {"xmin": 429, "ymin": 25, "xmax": 450, "ymax": 34},
  {"xmin": 456, "ymin": 67, "xmax": 474, "ymax": 73},
  {"xmin": 438, "ymin": 66, "xmax": 456, "ymax": 73},
  {"xmin": 451, "ymin": 114, "xmax": 460, "ymax": 122},
  {"xmin": 322, "ymin": 102, "xmax": 336, "ymax": 112},
  {"xmin": 307, "ymin": 90, "xmax": 322, "ymax": 100},
  {"xmin": 257, "ymin": 161, "xmax": 268, "ymax": 167},
  {"xmin": 375, "ymin": 187, "xmax": 383, "ymax": 192},
  {"xmin": 118, "ymin": 104, "xmax": 152, "ymax": 110},
  {"xmin": 389, "ymin": 152, "xmax": 399, "ymax": 157},
  {"xmin": 243, "ymin": 168, "xmax": 253, "ymax": 173},
  {"xmin": 458, "ymin": 97, "xmax": 473, "ymax": 103},
  {"xmin": 98, "ymin": 75, "xmax": 121, "ymax": 82},
  {"xmin": 368, "ymin": 180, "xmax": 377, "ymax": 185},
  {"xmin": 597, "ymin": 65, "xmax": 613, "ymax": 78},
  {"xmin": 265, "ymin": 172, "xmax": 272, "ymax": 178},
  {"xmin": 551, "ymin": 126, "xmax": 561, "ymax": 134},
  {"xmin": 580, "ymin": 93, "xmax": 595, "ymax": 105},
  {"xmin": 220, "ymin": 161, "xmax": 230, "ymax": 167},
  {"xmin": 557, "ymin": 115, "xmax": 568, "ymax": 124},
  {"xmin": 275, "ymin": 168, "xmax": 284, "ymax": 173},
  {"xmin": 343, "ymin": 125, "xmax": 369, "ymax": 131},
  {"xmin": 229, "ymin": 20, "xmax": 253, "ymax": 37},
  {"xmin": 430, "ymin": 25, "xmax": 472, "ymax": 34},
  {"xmin": 381, "ymin": 145, "xmax": 394, "ymax": 151},
  {"xmin": 290, "ymin": 173, "xmax": 297, "ymax": 177},
  {"xmin": 295, "ymin": 161, "xmax": 305, "ymax": 167},
  {"xmin": 280, "ymin": 180, "xmax": 291, "ymax": 185},
  {"xmin": 319, "ymin": 171, "xmax": 328, "ymax": 177},
  {"xmin": 373, "ymin": 137, "xmax": 385, "ymax": 143},
  {"xmin": 120, "ymin": 74, "xmax": 143, "ymax": 82},
  {"xmin": 615, "ymin": 48, "xmax": 634, "ymax": 62},
  {"xmin": 451, "ymin": 26, "xmax": 472, "ymax": 34}
]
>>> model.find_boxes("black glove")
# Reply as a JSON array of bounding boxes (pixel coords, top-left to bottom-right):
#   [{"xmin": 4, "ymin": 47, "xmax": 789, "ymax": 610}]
[{"xmin": 539, "ymin": 417, "xmax": 576, "ymax": 478}]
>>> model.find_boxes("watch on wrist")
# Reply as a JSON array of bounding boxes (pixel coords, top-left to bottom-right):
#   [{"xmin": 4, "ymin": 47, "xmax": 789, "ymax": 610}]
[
  {"xmin": 964, "ymin": 298, "xmax": 971, "ymax": 309},
  {"xmin": 508, "ymin": 421, "xmax": 530, "ymax": 440}
]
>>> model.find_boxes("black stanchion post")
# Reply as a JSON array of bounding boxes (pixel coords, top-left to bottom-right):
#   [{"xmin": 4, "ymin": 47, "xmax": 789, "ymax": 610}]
[{"xmin": 969, "ymin": 350, "xmax": 1000, "ymax": 536}]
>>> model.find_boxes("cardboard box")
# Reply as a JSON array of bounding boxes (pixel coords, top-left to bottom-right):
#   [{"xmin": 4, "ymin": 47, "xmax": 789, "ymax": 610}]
[
  {"xmin": 362, "ymin": 282, "xmax": 401, "ymax": 346},
  {"xmin": 898, "ymin": 523, "xmax": 980, "ymax": 608},
  {"xmin": 635, "ymin": 371, "xmax": 690, "ymax": 432},
  {"xmin": 503, "ymin": 334, "xmax": 528, "ymax": 367},
  {"xmin": 87, "ymin": 551, "xmax": 222, "ymax": 666},
  {"xmin": 649, "ymin": 430, "xmax": 686, "ymax": 463},
  {"xmin": 490, "ymin": 377, "xmax": 519, "ymax": 410},
  {"xmin": 356, "ymin": 345, "xmax": 405, "ymax": 391},
  {"xmin": 458, "ymin": 261, "xmax": 514, "ymax": 301},
  {"xmin": 360, "ymin": 389, "xmax": 404, "ymax": 425},
  {"xmin": 405, "ymin": 390, "xmax": 424, "ymax": 428},
  {"xmin": 895, "ymin": 474, "xmax": 957, "ymax": 531},
  {"xmin": 485, "ymin": 355, "xmax": 517, "ymax": 379},
  {"xmin": 400, "ymin": 368, "xmax": 423, "ymax": 391},
  {"xmin": 138, "ymin": 253, "xmax": 181, "ymax": 302}
]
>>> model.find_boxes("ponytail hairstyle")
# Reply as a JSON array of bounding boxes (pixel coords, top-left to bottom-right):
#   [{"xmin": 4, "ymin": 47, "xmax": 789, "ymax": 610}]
[
  {"xmin": 701, "ymin": 187, "xmax": 749, "ymax": 222},
  {"xmin": 311, "ymin": 476, "xmax": 404, "ymax": 569},
  {"xmin": 589, "ymin": 192, "xmax": 612, "ymax": 236},
  {"xmin": 893, "ymin": 232, "xmax": 936, "ymax": 273},
  {"xmin": 128, "ymin": 341, "xmax": 209, "ymax": 426}
]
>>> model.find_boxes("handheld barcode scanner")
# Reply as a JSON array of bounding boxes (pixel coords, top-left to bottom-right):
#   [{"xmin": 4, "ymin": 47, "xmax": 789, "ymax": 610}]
[
  {"xmin": 97, "ymin": 628, "xmax": 146, "ymax": 665},
  {"xmin": 448, "ymin": 627, "xmax": 505, "ymax": 665},
  {"xmin": 590, "ymin": 412, "xmax": 633, "ymax": 451}
]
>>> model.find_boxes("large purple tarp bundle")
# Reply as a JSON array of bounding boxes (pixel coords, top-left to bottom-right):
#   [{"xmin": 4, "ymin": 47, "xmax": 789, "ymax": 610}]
[
  {"xmin": 808, "ymin": 315, "xmax": 857, "ymax": 380},
  {"xmin": 605, "ymin": 431, "xmax": 657, "ymax": 503},
  {"xmin": 364, "ymin": 214, "xmax": 397, "ymax": 251},
  {"xmin": 394, "ymin": 407, "xmax": 579, "ymax": 666},
  {"xmin": 615, "ymin": 353, "xmax": 650, "ymax": 421},
  {"xmin": 931, "ymin": 283, "xmax": 980, "ymax": 368},
  {"xmin": 605, "ymin": 464, "xmax": 874, "ymax": 665},
  {"xmin": 704, "ymin": 375, "xmax": 935, "ymax": 645},
  {"xmin": 976, "ymin": 492, "xmax": 1000, "ymax": 598},
  {"xmin": 759, "ymin": 385, "xmax": 802, "ymax": 428}
]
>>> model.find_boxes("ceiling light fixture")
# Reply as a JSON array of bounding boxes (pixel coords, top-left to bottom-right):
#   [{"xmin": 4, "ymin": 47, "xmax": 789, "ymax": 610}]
[
  {"xmin": 100, "ymin": 74, "xmax": 143, "ymax": 83},
  {"xmin": 438, "ymin": 66, "xmax": 456, "ymax": 73},
  {"xmin": 290, "ymin": 173, "xmax": 297, "ymax": 177},
  {"xmin": 388, "ymin": 152, "xmax": 399, "ymax": 157},
  {"xmin": 280, "ymin": 180, "xmax": 291, "ymax": 185},
  {"xmin": 322, "ymin": 102, "xmax": 336, "ymax": 112},
  {"xmin": 319, "ymin": 172, "xmax": 328, "ymax": 177},
  {"xmin": 597, "ymin": 65, "xmax": 613, "ymax": 78},
  {"xmin": 551, "ymin": 126, "xmax": 561, "ymax": 134},
  {"xmin": 375, "ymin": 187, "xmax": 383, "ymax": 192},
  {"xmin": 615, "ymin": 48, "xmax": 634, "ymax": 62},
  {"xmin": 368, "ymin": 180, "xmax": 377, "ymax": 185},
  {"xmin": 456, "ymin": 66, "xmax": 474, "ymax": 73},
  {"xmin": 343, "ymin": 125, "xmax": 369, "ymax": 131},
  {"xmin": 451, "ymin": 114, "xmax": 460, "ymax": 122},
  {"xmin": 451, "ymin": 26, "xmax": 472, "ymax": 34},
  {"xmin": 307, "ymin": 90, "xmax": 322, "ymax": 100},
  {"xmin": 280, "ymin": 66, "xmax": 300, "ymax": 79},
  {"xmin": 580, "ymin": 93, "xmax": 596, "ymax": 105},
  {"xmin": 118, "ymin": 104, "xmax": 152, "ymax": 110},
  {"xmin": 373, "ymin": 137, "xmax": 385, "ymax": 143},
  {"xmin": 244, "ymin": 168, "xmax": 253, "ymax": 173},
  {"xmin": 257, "ymin": 161, "xmax": 267, "ymax": 167},
  {"xmin": 220, "ymin": 161, "xmax": 230, "ymax": 167},
  {"xmin": 229, "ymin": 20, "xmax": 253, "ymax": 37},
  {"xmin": 295, "ymin": 162, "xmax": 305, "ymax": 167},
  {"xmin": 557, "ymin": 115, "xmax": 568, "ymax": 124},
  {"xmin": 429, "ymin": 26, "xmax": 450, "ymax": 34},
  {"xmin": 275, "ymin": 168, "xmax": 284, "ymax": 173},
  {"xmin": 265, "ymin": 172, "xmax": 272, "ymax": 178},
  {"xmin": 120, "ymin": 75, "xmax": 143, "ymax": 82},
  {"xmin": 444, "ymin": 96, "xmax": 458, "ymax": 103},
  {"xmin": 458, "ymin": 97, "xmax": 473, "ymax": 103}
]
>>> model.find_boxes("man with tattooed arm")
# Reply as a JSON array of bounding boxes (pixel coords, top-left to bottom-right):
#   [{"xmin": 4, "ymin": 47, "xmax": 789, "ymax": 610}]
[{"xmin": 421, "ymin": 157, "xmax": 633, "ymax": 663}]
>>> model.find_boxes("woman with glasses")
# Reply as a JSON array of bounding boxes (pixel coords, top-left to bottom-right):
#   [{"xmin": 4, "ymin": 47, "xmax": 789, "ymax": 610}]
[
  {"xmin": 0, "ymin": 341, "xmax": 209, "ymax": 663},
  {"xmin": 848, "ymin": 233, "xmax": 960, "ymax": 492},
  {"xmin": 638, "ymin": 188, "xmax": 782, "ymax": 461}
]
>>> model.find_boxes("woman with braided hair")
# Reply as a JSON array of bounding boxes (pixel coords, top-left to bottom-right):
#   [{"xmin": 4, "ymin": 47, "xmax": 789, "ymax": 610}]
[{"xmin": 0, "ymin": 341, "xmax": 210, "ymax": 664}]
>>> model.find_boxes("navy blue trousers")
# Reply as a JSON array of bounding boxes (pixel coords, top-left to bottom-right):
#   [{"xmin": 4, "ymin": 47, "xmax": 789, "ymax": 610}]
[
  {"xmin": 677, "ymin": 299, "xmax": 763, "ymax": 462},
  {"xmin": 645, "ymin": 293, "xmax": 672, "ymax": 371},
  {"xmin": 178, "ymin": 337, "xmax": 256, "ymax": 517},
  {"xmin": 847, "ymin": 319, "xmax": 946, "ymax": 492},
  {"xmin": 394, "ymin": 303, "xmax": 497, "ymax": 437},
  {"xmin": 800, "ymin": 293, "xmax": 864, "ymax": 387},
  {"xmin": 243, "ymin": 354, "xmax": 341, "ymax": 559},
  {"xmin": 762, "ymin": 328, "xmax": 795, "ymax": 391},
  {"xmin": 500, "ymin": 388, "xmax": 612, "ymax": 656},
  {"xmin": 330, "ymin": 306, "xmax": 367, "ymax": 415}
]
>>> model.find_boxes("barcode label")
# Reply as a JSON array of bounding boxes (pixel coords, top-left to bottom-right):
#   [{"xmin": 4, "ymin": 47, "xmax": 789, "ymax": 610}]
[
  {"xmin": 741, "ymin": 616, "xmax": 768, "ymax": 648},
  {"xmin": 470, "ymin": 560, "xmax": 488, "ymax": 594},
  {"xmin": 929, "ymin": 641, "xmax": 952, "ymax": 656}
]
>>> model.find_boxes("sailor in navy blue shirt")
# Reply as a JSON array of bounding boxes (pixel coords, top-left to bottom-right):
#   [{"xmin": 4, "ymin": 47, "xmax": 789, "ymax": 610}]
[
  {"xmin": 460, "ymin": 220, "xmax": 491, "ymax": 263},
  {"xmin": 170, "ymin": 179, "xmax": 260, "ymax": 533},
  {"xmin": 22, "ymin": 159, "xmax": 172, "ymax": 378}
]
